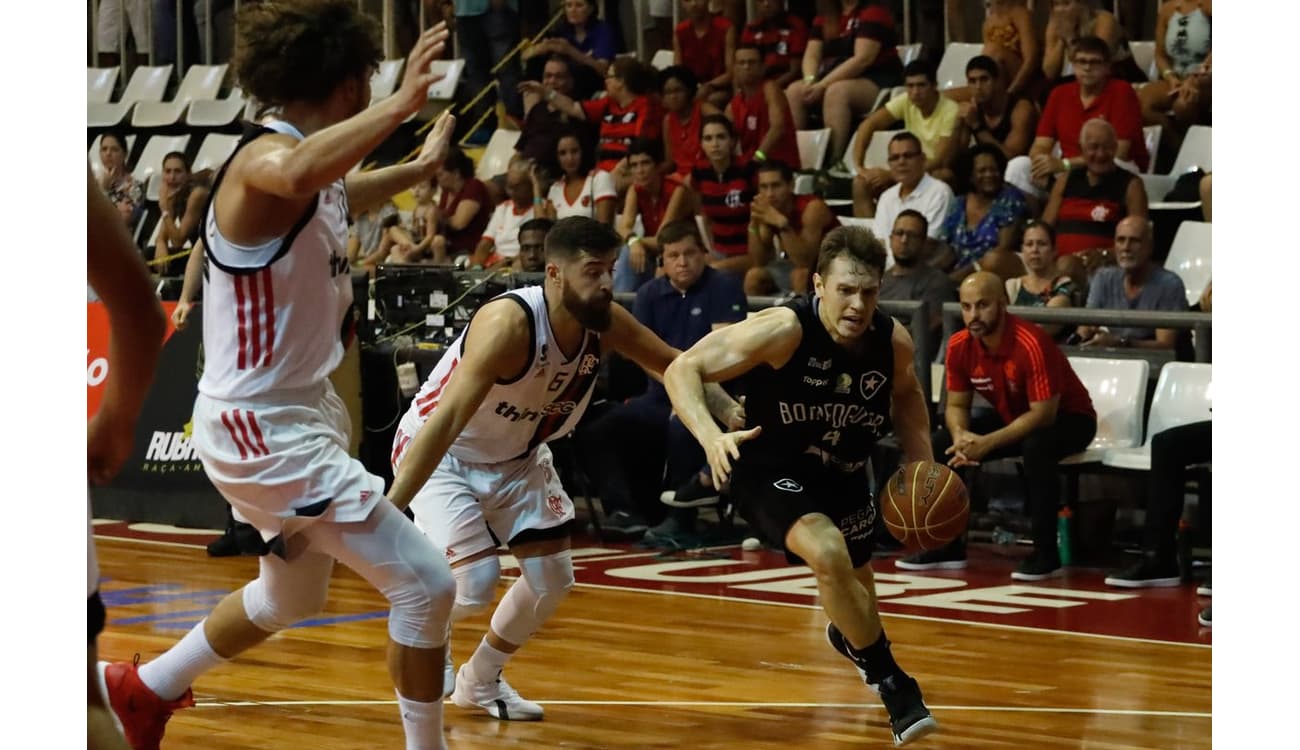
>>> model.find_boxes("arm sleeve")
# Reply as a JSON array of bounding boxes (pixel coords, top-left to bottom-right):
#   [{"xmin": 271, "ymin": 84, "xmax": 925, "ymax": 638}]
[
  {"xmin": 1037, "ymin": 89, "xmax": 1060, "ymax": 139},
  {"xmin": 789, "ymin": 19, "xmax": 809, "ymax": 56},
  {"xmin": 923, "ymin": 185, "xmax": 954, "ymax": 238},
  {"xmin": 483, "ymin": 205, "xmax": 504, "ymax": 244},
  {"xmin": 884, "ymin": 93, "xmax": 907, "ymax": 119},
  {"xmin": 581, "ymin": 98, "xmax": 607, "ymax": 123},
  {"xmin": 593, "ymin": 170, "xmax": 618, "ymax": 202},
  {"xmin": 935, "ymin": 98, "xmax": 959, "ymax": 137},
  {"xmin": 1085, "ymin": 271, "xmax": 1107, "ymax": 308},
  {"xmin": 945, "ymin": 337, "xmax": 970, "ymax": 391}
]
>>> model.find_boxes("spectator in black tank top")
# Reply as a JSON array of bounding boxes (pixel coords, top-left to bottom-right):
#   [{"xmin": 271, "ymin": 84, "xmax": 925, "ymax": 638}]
[
  {"xmin": 954, "ymin": 56, "xmax": 1039, "ymax": 163},
  {"xmin": 663, "ymin": 225, "xmax": 941, "ymax": 746}
]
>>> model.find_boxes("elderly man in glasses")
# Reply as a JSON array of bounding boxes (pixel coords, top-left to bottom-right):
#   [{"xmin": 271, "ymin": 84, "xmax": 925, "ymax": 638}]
[{"xmin": 871, "ymin": 132, "xmax": 953, "ymax": 265}]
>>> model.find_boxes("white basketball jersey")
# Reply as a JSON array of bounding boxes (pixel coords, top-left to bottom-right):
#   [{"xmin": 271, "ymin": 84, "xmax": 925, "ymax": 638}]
[
  {"xmin": 199, "ymin": 120, "xmax": 355, "ymax": 401},
  {"xmin": 399, "ymin": 286, "xmax": 602, "ymax": 464}
]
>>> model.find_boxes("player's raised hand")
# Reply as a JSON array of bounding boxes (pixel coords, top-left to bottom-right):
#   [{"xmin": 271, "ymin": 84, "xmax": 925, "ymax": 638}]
[
  {"xmin": 417, "ymin": 110, "xmax": 457, "ymax": 170},
  {"xmin": 706, "ymin": 425, "xmax": 761, "ymax": 486},
  {"xmin": 396, "ymin": 22, "xmax": 451, "ymax": 114}
]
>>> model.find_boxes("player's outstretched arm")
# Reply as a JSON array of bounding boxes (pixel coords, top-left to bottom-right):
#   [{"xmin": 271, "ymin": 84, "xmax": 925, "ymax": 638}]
[
  {"xmin": 87, "ymin": 169, "xmax": 167, "ymax": 485},
  {"xmin": 386, "ymin": 300, "xmax": 530, "ymax": 510},
  {"xmin": 888, "ymin": 320, "xmax": 934, "ymax": 465},
  {"xmin": 664, "ymin": 307, "xmax": 802, "ymax": 484},
  {"xmin": 345, "ymin": 111, "xmax": 456, "ymax": 216}
]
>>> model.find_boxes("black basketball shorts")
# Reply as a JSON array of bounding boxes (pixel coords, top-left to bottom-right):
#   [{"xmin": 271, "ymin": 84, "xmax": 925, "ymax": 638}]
[{"xmin": 730, "ymin": 452, "xmax": 877, "ymax": 569}]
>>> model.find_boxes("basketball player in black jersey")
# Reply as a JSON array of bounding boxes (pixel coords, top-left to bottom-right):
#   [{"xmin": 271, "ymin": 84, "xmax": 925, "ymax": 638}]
[{"xmin": 664, "ymin": 225, "xmax": 939, "ymax": 746}]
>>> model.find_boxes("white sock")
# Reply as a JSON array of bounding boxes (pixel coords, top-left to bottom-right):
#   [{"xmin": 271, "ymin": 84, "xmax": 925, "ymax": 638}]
[
  {"xmin": 138, "ymin": 619, "xmax": 228, "ymax": 700},
  {"xmin": 397, "ymin": 691, "xmax": 446, "ymax": 750},
  {"xmin": 465, "ymin": 636, "xmax": 512, "ymax": 684}
]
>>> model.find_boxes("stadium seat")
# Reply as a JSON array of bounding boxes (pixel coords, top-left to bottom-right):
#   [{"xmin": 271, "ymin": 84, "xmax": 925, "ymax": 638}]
[
  {"xmin": 474, "ymin": 129, "xmax": 520, "ymax": 181},
  {"xmin": 1163, "ymin": 220, "xmax": 1211, "ymax": 306},
  {"xmin": 898, "ymin": 43, "xmax": 922, "ymax": 66},
  {"xmin": 134, "ymin": 135, "xmax": 193, "ymax": 202},
  {"xmin": 1141, "ymin": 125, "xmax": 1211, "ymax": 207},
  {"xmin": 793, "ymin": 128, "xmax": 831, "ymax": 194},
  {"xmin": 1102, "ymin": 363, "xmax": 1211, "ymax": 471},
  {"xmin": 1059, "ymin": 357, "xmax": 1150, "ymax": 466},
  {"xmin": 88, "ymin": 64, "xmax": 174, "ymax": 127},
  {"xmin": 88, "ymin": 67, "xmax": 120, "ymax": 103},
  {"xmin": 193, "ymin": 133, "xmax": 240, "ymax": 174},
  {"xmin": 370, "ymin": 58, "xmax": 406, "ymax": 104},
  {"xmin": 870, "ymin": 85, "xmax": 905, "ymax": 115},
  {"xmin": 936, "ymin": 43, "xmax": 983, "ymax": 90},
  {"xmin": 651, "ymin": 49, "xmax": 674, "ymax": 70},
  {"xmin": 88, "ymin": 133, "xmax": 137, "ymax": 184},
  {"xmin": 1142, "ymin": 125, "xmax": 1161, "ymax": 174},
  {"xmin": 132, "ymin": 64, "xmax": 229, "ymax": 127},
  {"xmin": 187, "ymin": 86, "xmax": 247, "ymax": 128},
  {"xmin": 1129, "ymin": 41, "xmax": 1158, "ymax": 81}
]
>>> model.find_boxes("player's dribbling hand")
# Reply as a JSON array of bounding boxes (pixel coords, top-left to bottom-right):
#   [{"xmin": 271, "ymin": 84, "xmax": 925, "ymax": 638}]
[
  {"xmin": 396, "ymin": 22, "xmax": 451, "ymax": 115},
  {"xmin": 706, "ymin": 426, "xmax": 761, "ymax": 486},
  {"xmin": 88, "ymin": 410, "xmax": 136, "ymax": 485},
  {"xmin": 723, "ymin": 395, "xmax": 746, "ymax": 432},
  {"xmin": 417, "ymin": 110, "xmax": 457, "ymax": 172}
]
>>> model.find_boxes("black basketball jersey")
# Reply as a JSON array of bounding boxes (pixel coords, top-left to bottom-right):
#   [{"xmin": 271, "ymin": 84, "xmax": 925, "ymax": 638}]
[{"xmin": 741, "ymin": 294, "xmax": 896, "ymax": 469}]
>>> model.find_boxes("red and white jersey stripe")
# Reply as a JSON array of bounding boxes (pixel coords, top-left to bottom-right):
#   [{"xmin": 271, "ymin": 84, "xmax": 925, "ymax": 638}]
[
  {"xmin": 199, "ymin": 120, "xmax": 354, "ymax": 401},
  {"xmin": 219, "ymin": 408, "xmax": 271, "ymax": 459}
]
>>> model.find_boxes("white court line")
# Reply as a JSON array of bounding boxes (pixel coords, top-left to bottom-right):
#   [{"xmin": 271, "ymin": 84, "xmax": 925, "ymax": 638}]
[
  {"xmin": 192, "ymin": 698, "xmax": 1209, "ymax": 719},
  {"xmin": 96, "ymin": 532, "xmax": 1212, "ymax": 650}
]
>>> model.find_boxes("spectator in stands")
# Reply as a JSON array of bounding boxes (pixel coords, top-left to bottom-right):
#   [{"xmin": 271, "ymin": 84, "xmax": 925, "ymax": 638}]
[
  {"xmin": 347, "ymin": 201, "xmax": 399, "ymax": 268},
  {"xmin": 1043, "ymin": 0, "xmax": 1148, "ymax": 88},
  {"xmin": 676, "ymin": 0, "xmax": 736, "ymax": 109},
  {"xmin": 897, "ymin": 271, "xmax": 1096, "ymax": 579},
  {"xmin": 1006, "ymin": 221, "xmax": 1078, "ymax": 339},
  {"xmin": 1076, "ymin": 216, "xmax": 1187, "ymax": 350},
  {"xmin": 939, "ymin": 144, "xmax": 1029, "ymax": 282},
  {"xmin": 661, "ymin": 66, "xmax": 718, "ymax": 179},
  {"xmin": 786, "ymin": 0, "xmax": 904, "ymax": 165},
  {"xmin": 1041, "ymin": 119, "xmax": 1147, "ymax": 269},
  {"xmin": 690, "ymin": 115, "xmax": 757, "ymax": 278},
  {"xmin": 728, "ymin": 44, "xmax": 801, "ymax": 169},
  {"xmin": 153, "ymin": 152, "xmax": 211, "ymax": 272},
  {"xmin": 470, "ymin": 157, "xmax": 537, "ymax": 268},
  {"xmin": 743, "ymin": 160, "xmax": 839, "ymax": 296},
  {"xmin": 515, "ymin": 217, "xmax": 551, "ymax": 273},
  {"xmin": 96, "ymin": 131, "xmax": 142, "ymax": 228},
  {"xmin": 96, "ymin": 0, "xmax": 150, "ymax": 68},
  {"xmin": 955, "ymin": 55, "xmax": 1038, "ymax": 162},
  {"xmin": 981, "ymin": 0, "xmax": 1041, "ymax": 101},
  {"xmin": 522, "ymin": 57, "xmax": 662, "ymax": 191},
  {"xmin": 523, "ymin": 0, "xmax": 618, "ymax": 101},
  {"xmin": 1139, "ymin": 0, "xmax": 1211, "ymax": 132},
  {"xmin": 580, "ymin": 219, "xmax": 746, "ymax": 539},
  {"xmin": 538, "ymin": 129, "xmax": 618, "ymax": 225},
  {"xmin": 617, "ymin": 139, "xmax": 690, "ymax": 291},
  {"xmin": 851, "ymin": 60, "xmax": 959, "ymax": 215},
  {"xmin": 452, "ymin": 0, "xmax": 522, "ymax": 141},
  {"xmin": 429, "ymin": 147, "xmax": 492, "ymax": 263},
  {"xmin": 880, "ymin": 209, "xmax": 956, "ymax": 362},
  {"xmin": 742, "ymin": 0, "xmax": 810, "ymax": 89},
  {"xmin": 1008, "ymin": 36, "xmax": 1148, "ymax": 199},
  {"xmin": 514, "ymin": 55, "xmax": 595, "ymax": 178},
  {"xmin": 379, "ymin": 177, "xmax": 439, "ymax": 264},
  {"xmin": 871, "ymin": 132, "xmax": 953, "ymax": 253}
]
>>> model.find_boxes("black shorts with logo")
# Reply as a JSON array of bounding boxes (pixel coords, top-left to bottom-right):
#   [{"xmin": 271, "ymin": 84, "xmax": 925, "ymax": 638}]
[{"xmin": 730, "ymin": 452, "xmax": 877, "ymax": 569}]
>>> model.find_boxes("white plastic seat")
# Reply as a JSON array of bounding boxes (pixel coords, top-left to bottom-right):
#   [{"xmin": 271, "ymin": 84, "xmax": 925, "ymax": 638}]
[
  {"xmin": 474, "ymin": 129, "xmax": 521, "ymax": 181},
  {"xmin": 187, "ymin": 86, "xmax": 246, "ymax": 127},
  {"xmin": 193, "ymin": 133, "xmax": 240, "ymax": 174},
  {"xmin": 1164, "ymin": 220, "xmax": 1211, "ymax": 306},
  {"xmin": 1129, "ymin": 41, "xmax": 1158, "ymax": 81},
  {"xmin": 651, "ymin": 49, "xmax": 674, "ymax": 70},
  {"xmin": 1059, "ymin": 357, "xmax": 1150, "ymax": 465},
  {"xmin": 1142, "ymin": 124, "xmax": 1162, "ymax": 174},
  {"xmin": 1103, "ymin": 363, "xmax": 1211, "ymax": 471},
  {"xmin": 133, "ymin": 135, "xmax": 193, "ymax": 202},
  {"xmin": 88, "ymin": 67, "xmax": 120, "ymax": 103},
  {"xmin": 870, "ymin": 85, "xmax": 906, "ymax": 115},
  {"xmin": 1141, "ymin": 125, "xmax": 1211, "ymax": 207},
  {"xmin": 862, "ymin": 128, "xmax": 902, "ymax": 170},
  {"xmin": 88, "ymin": 64, "xmax": 174, "ymax": 127},
  {"xmin": 936, "ymin": 43, "xmax": 983, "ymax": 91},
  {"xmin": 897, "ymin": 43, "xmax": 922, "ymax": 66},
  {"xmin": 369, "ymin": 58, "xmax": 406, "ymax": 104},
  {"xmin": 88, "ymin": 133, "xmax": 137, "ymax": 184},
  {"xmin": 796, "ymin": 128, "xmax": 830, "ymax": 171},
  {"xmin": 132, "ymin": 64, "xmax": 229, "ymax": 127},
  {"xmin": 426, "ymin": 59, "xmax": 464, "ymax": 102}
]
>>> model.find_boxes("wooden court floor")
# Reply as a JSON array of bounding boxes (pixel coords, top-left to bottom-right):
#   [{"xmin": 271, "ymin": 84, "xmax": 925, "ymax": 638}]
[{"xmin": 94, "ymin": 533, "xmax": 1211, "ymax": 749}]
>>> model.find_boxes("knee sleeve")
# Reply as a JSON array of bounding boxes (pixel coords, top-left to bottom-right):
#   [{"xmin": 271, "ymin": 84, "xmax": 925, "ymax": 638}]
[
  {"xmin": 382, "ymin": 536, "xmax": 456, "ymax": 650},
  {"xmin": 489, "ymin": 551, "xmax": 574, "ymax": 646},
  {"xmin": 242, "ymin": 574, "xmax": 330, "ymax": 633},
  {"xmin": 451, "ymin": 555, "xmax": 500, "ymax": 623}
]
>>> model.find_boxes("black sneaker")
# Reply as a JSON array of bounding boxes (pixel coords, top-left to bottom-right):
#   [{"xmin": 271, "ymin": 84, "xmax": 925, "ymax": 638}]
[
  {"xmin": 641, "ymin": 512, "xmax": 697, "ymax": 548},
  {"xmin": 825, "ymin": 623, "xmax": 869, "ymax": 684},
  {"xmin": 661, "ymin": 474, "xmax": 720, "ymax": 508},
  {"xmin": 894, "ymin": 539, "xmax": 966, "ymax": 571},
  {"xmin": 1197, "ymin": 574, "xmax": 1211, "ymax": 597},
  {"xmin": 603, "ymin": 511, "xmax": 649, "ymax": 538},
  {"xmin": 1104, "ymin": 556, "xmax": 1182, "ymax": 588},
  {"xmin": 1197, "ymin": 606, "xmax": 1211, "ymax": 628},
  {"xmin": 877, "ymin": 674, "xmax": 939, "ymax": 746},
  {"xmin": 1010, "ymin": 552, "xmax": 1063, "ymax": 581}
]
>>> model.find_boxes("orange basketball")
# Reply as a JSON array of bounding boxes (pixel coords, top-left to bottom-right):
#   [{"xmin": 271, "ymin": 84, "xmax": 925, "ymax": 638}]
[{"xmin": 880, "ymin": 461, "xmax": 970, "ymax": 551}]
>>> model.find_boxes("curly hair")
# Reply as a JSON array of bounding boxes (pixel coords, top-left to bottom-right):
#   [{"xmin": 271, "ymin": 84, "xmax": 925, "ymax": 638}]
[{"xmin": 233, "ymin": 0, "xmax": 383, "ymax": 107}]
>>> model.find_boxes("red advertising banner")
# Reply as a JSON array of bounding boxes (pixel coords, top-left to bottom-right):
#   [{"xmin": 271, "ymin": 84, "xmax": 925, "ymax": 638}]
[{"xmin": 87, "ymin": 301, "xmax": 178, "ymax": 419}]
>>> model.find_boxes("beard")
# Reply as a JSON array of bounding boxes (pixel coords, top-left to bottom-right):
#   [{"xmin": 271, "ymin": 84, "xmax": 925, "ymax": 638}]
[
  {"xmin": 892, "ymin": 252, "xmax": 920, "ymax": 269},
  {"xmin": 967, "ymin": 309, "xmax": 1003, "ymax": 337},
  {"xmin": 562, "ymin": 283, "xmax": 613, "ymax": 332}
]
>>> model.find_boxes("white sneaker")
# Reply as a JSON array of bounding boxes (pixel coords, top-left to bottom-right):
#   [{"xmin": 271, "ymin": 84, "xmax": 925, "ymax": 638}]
[
  {"xmin": 451, "ymin": 665, "xmax": 543, "ymax": 721},
  {"xmin": 442, "ymin": 647, "xmax": 455, "ymax": 699}
]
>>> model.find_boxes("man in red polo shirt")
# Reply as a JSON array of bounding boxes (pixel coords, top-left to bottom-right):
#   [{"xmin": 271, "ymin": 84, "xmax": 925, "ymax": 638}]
[
  {"xmin": 897, "ymin": 272, "xmax": 1097, "ymax": 580},
  {"xmin": 1005, "ymin": 36, "xmax": 1148, "ymax": 200}
]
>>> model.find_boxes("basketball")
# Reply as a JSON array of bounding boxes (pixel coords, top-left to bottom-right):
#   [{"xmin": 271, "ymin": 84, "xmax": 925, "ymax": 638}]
[{"xmin": 881, "ymin": 461, "xmax": 970, "ymax": 551}]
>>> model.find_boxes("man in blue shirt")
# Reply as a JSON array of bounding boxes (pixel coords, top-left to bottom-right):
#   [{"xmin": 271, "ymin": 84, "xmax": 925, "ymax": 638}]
[
  {"xmin": 578, "ymin": 220, "xmax": 747, "ymax": 537},
  {"xmin": 1076, "ymin": 217, "xmax": 1188, "ymax": 350}
]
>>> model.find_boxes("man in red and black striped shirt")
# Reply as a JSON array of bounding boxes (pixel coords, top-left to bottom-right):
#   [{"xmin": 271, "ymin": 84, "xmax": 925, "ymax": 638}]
[{"xmin": 896, "ymin": 272, "xmax": 1096, "ymax": 581}]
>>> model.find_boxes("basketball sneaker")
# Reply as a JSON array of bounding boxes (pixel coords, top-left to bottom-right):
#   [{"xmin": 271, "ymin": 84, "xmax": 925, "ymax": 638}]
[
  {"xmin": 1103, "ymin": 556, "xmax": 1181, "ymax": 588},
  {"xmin": 894, "ymin": 538, "xmax": 967, "ymax": 571},
  {"xmin": 1196, "ymin": 574, "xmax": 1211, "ymax": 597},
  {"xmin": 442, "ymin": 647, "xmax": 455, "ymax": 699},
  {"xmin": 451, "ymin": 665, "xmax": 543, "ymax": 721},
  {"xmin": 825, "ymin": 623, "xmax": 869, "ymax": 684},
  {"xmin": 877, "ymin": 674, "xmax": 939, "ymax": 746},
  {"xmin": 1197, "ymin": 606, "xmax": 1211, "ymax": 628},
  {"xmin": 1010, "ymin": 552, "xmax": 1063, "ymax": 581},
  {"xmin": 99, "ymin": 657, "xmax": 194, "ymax": 750}
]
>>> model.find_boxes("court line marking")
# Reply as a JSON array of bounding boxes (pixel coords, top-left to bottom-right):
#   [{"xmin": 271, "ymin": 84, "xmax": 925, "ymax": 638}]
[
  {"xmin": 192, "ymin": 698, "xmax": 1209, "ymax": 719},
  {"xmin": 96, "ymin": 534, "xmax": 1212, "ymax": 650}
]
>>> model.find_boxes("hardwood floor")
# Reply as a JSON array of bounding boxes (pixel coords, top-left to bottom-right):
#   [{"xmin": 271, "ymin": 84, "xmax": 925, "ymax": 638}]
[{"xmin": 95, "ymin": 538, "xmax": 1211, "ymax": 749}]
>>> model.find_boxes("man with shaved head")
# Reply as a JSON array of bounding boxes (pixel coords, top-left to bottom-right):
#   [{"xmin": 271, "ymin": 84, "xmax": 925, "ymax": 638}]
[
  {"xmin": 896, "ymin": 271, "xmax": 1097, "ymax": 580},
  {"xmin": 1076, "ymin": 216, "xmax": 1187, "ymax": 350}
]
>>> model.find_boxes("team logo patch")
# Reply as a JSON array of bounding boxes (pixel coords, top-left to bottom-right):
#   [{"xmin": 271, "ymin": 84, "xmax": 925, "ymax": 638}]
[
  {"xmin": 1090, "ymin": 203, "xmax": 1110, "ymax": 222},
  {"xmin": 725, "ymin": 189, "xmax": 743, "ymax": 208},
  {"xmin": 808, "ymin": 357, "xmax": 832, "ymax": 370},
  {"xmin": 746, "ymin": 115, "xmax": 758, "ymax": 131},
  {"xmin": 579, "ymin": 353, "xmax": 599, "ymax": 375},
  {"xmin": 859, "ymin": 370, "xmax": 887, "ymax": 400},
  {"xmin": 834, "ymin": 374, "xmax": 852, "ymax": 394},
  {"xmin": 773, "ymin": 478, "xmax": 803, "ymax": 493},
  {"xmin": 582, "ymin": 195, "xmax": 591, "ymax": 207},
  {"xmin": 547, "ymin": 494, "xmax": 566, "ymax": 515}
]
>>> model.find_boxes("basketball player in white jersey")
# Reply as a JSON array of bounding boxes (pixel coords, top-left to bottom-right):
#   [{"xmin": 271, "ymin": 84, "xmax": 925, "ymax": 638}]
[
  {"xmin": 387, "ymin": 216, "xmax": 744, "ymax": 720},
  {"xmin": 99, "ymin": 4, "xmax": 461, "ymax": 749},
  {"xmin": 87, "ymin": 167, "xmax": 167, "ymax": 750}
]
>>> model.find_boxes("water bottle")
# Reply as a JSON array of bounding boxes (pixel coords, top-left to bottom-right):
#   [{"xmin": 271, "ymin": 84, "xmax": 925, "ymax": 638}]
[
  {"xmin": 1056, "ymin": 508, "xmax": 1073, "ymax": 566},
  {"xmin": 1177, "ymin": 518, "xmax": 1193, "ymax": 582}
]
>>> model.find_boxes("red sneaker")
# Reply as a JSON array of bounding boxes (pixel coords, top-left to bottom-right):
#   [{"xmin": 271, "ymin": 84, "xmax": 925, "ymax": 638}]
[{"xmin": 98, "ymin": 656, "xmax": 194, "ymax": 750}]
